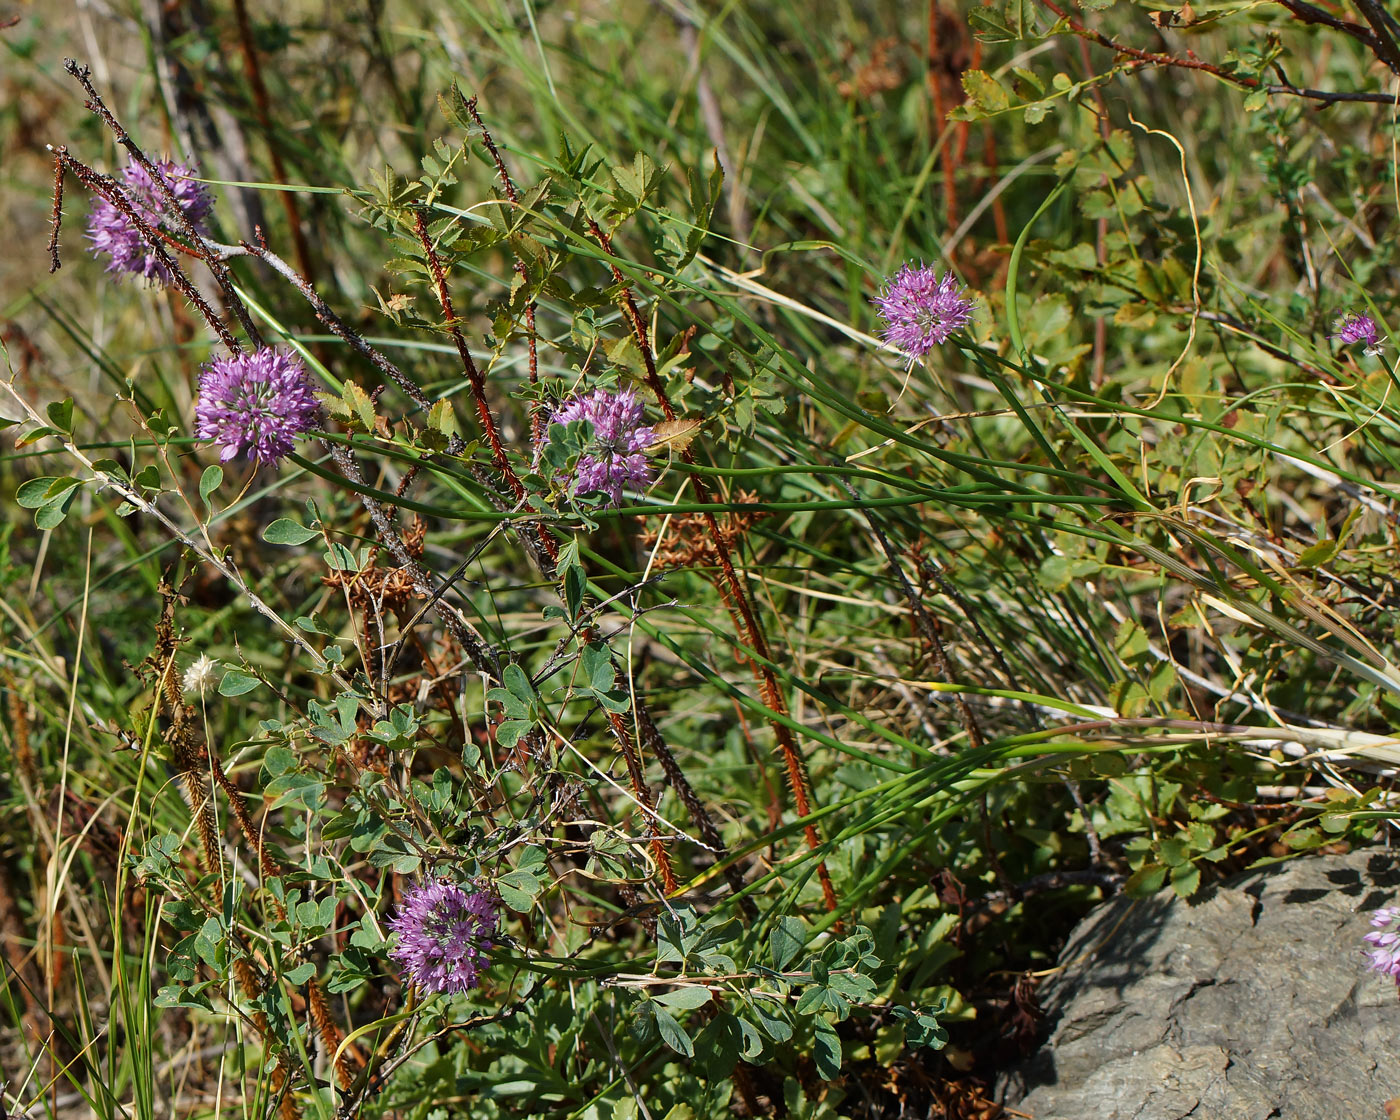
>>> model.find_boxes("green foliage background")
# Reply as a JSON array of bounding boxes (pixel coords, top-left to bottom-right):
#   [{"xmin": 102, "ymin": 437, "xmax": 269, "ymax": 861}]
[{"xmin": 2, "ymin": 1, "xmax": 1400, "ymax": 1117}]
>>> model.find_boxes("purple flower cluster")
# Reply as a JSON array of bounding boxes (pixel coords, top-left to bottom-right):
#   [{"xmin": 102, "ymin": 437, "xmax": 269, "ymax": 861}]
[
  {"xmin": 194, "ymin": 348, "xmax": 319, "ymax": 464},
  {"xmin": 1365, "ymin": 907, "xmax": 1400, "ymax": 980},
  {"xmin": 1332, "ymin": 310, "xmax": 1385, "ymax": 356},
  {"xmin": 388, "ymin": 880, "xmax": 499, "ymax": 995},
  {"xmin": 873, "ymin": 264, "xmax": 976, "ymax": 360},
  {"xmin": 548, "ymin": 388, "xmax": 654, "ymax": 506},
  {"xmin": 86, "ymin": 158, "xmax": 213, "ymax": 286}
]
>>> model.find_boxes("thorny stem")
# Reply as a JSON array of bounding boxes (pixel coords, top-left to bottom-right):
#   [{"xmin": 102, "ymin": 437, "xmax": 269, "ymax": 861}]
[
  {"xmin": 1039, "ymin": 0, "xmax": 1400, "ymax": 105},
  {"xmin": 49, "ymin": 148, "xmax": 240, "ymax": 352},
  {"xmin": 460, "ymin": 96, "xmax": 545, "ymax": 440},
  {"xmin": 585, "ymin": 216, "xmax": 839, "ymax": 916},
  {"xmin": 412, "ymin": 208, "xmax": 524, "ymax": 499},
  {"xmin": 62, "ymin": 59, "xmax": 265, "ymax": 348}
]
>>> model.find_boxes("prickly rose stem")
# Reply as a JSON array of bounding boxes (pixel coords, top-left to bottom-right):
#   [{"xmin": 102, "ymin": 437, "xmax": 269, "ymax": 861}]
[
  {"xmin": 412, "ymin": 207, "xmax": 524, "ymax": 499},
  {"xmin": 584, "ymin": 216, "xmax": 839, "ymax": 915},
  {"xmin": 460, "ymin": 96, "xmax": 546, "ymax": 442},
  {"xmin": 607, "ymin": 710, "xmax": 679, "ymax": 894}
]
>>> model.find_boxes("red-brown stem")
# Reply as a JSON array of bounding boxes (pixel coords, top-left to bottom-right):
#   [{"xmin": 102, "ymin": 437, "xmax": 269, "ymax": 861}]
[
  {"xmin": 229, "ymin": 0, "xmax": 316, "ymax": 283},
  {"xmin": 413, "ymin": 208, "xmax": 524, "ymax": 500},
  {"xmin": 584, "ymin": 217, "xmax": 838, "ymax": 915},
  {"xmin": 606, "ymin": 711, "xmax": 678, "ymax": 894},
  {"xmin": 461, "ymin": 97, "xmax": 545, "ymax": 442}
]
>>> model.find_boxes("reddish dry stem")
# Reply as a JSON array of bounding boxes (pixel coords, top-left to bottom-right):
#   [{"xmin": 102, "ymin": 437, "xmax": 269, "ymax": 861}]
[{"xmin": 412, "ymin": 208, "xmax": 524, "ymax": 499}]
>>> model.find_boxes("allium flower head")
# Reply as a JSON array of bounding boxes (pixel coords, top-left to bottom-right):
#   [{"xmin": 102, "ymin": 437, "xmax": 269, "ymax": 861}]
[
  {"xmin": 388, "ymin": 880, "xmax": 499, "ymax": 995},
  {"xmin": 1363, "ymin": 906, "xmax": 1400, "ymax": 982},
  {"xmin": 1332, "ymin": 311, "xmax": 1385, "ymax": 357},
  {"xmin": 182, "ymin": 654, "xmax": 220, "ymax": 697},
  {"xmin": 195, "ymin": 348, "xmax": 320, "ymax": 465},
  {"xmin": 873, "ymin": 264, "xmax": 976, "ymax": 360},
  {"xmin": 545, "ymin": 388, "xmax": 654, "ymax": 506},
  {"xmin": 86, "ymin": 157, "xmax": 213, "ymax": 285}
]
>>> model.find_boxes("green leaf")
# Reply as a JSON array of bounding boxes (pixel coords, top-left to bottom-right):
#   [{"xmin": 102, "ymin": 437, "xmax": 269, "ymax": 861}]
[
  {"xmin": 750, "ymin": 1000, "xmax": 792, "ymax": 1042},
  {"xmin": 770, "ymin": 917, "xmax": 806, "ymax": 971},
  {"xmin": 16, "ymin": 476, "xmax": 76, "ymax": 509},
  {"xmin": 655, "ymin": 986, "xmax": 713, "ymax": 1011},
  {"xmin": 962, "ymin": 70, "xmax": 1010, "ymax": 114},
  {"xmin": 653, "ymin": 1008, "xmax": 694, "ymax": 1058},
  {"xmin": 495, "ymin": 720, "xmax": 533, "ymax": 749},
  {"xmin": 813, "ymin": 1021, "xmax": 842, "ymax": 1081},
  {"xmin": 1297, "ymin": 539, "xmax": 1338, "ymax": 568},
  {"xmin": 503, "ymin": 662, "xmax": 538, "ymax": 703},
  {"xmin": 263, "ymin": 518, "xmax": 320, "ymax": 545},
  {"xmin": 581, "ymin": 643, "xmax": 615, "ymax": 693},
  {"xmin": 45, "ymin": 398, "xmax": 74, "ymax": 433},
  {"xmin": 199, "ymin": 465, "xmax": 224, "ymax": 510},
  {"xmin": 34, "ymin": 487, "xmax": 78, "ymax": 530},
  {"xmin": 285, "ymin": 962, "xmax": 316, "ymax": 986},
  {"xmin": 495, "ymin": 869, "xmax": 542, "ymax": 911},
  {"xmin": 218, "ymin": 671, "xmax": 261, "ymax": 697}
]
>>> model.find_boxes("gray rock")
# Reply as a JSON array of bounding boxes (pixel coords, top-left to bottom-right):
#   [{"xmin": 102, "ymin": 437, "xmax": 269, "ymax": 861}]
[{"xmin": 1000, "ymin": 850, "xmax": 1400, "ymax": 1120}]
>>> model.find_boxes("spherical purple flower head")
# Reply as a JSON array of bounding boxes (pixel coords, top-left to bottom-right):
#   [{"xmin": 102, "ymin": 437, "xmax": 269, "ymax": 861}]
[
  {"xmin": 195, "ymin": 348, "xmax": 320, "ymax": 464},
  {"xmin": 86, "ymin": 158, "xmax": 213, "ymax": 286},
  {"xmin": 1363, "ymin": 906, "xmax": 1400, "ymax": 982},
  {"xmin": 387, "ymin": 880, "xmax": 499, "ymax": 995},
  {"xmin": 1332, "ymin": 310, "xmax": 1385, "ymax": 357},
  {"xmin": 872, "ymin": 264, "xmax": 976, "ymax": 361},
  {"xmin": 546, "ymin": 388, "xmax": 654, "ymax": 506}
]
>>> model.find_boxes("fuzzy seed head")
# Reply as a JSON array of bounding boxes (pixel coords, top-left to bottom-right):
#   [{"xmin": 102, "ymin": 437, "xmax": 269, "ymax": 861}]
[{"xmin": 182, "ymin": 654, "xmax": 220, "ymax": 697}]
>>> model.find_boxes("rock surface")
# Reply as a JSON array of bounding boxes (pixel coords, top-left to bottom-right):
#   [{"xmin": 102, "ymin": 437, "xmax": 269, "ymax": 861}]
[{"xmin": 1000, "ymin": 850, "xmax": 1400, "ymax": 1120}]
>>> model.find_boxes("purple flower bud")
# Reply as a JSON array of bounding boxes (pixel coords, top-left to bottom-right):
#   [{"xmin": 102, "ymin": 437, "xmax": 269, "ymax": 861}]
[
  {"xmin": 544, "ymin": 388, "xmax": 655, "ymax": 506},
  {"xmin": 872, "ymin": 263, "xmax": 976, "ymax": 360},
  {"xmin": 1372, "ymin": 907, "xmax": 1400, "ymax": 928},
  {"xmin": 387, "ymin": 880, "xmax": 499, "ymax": 995},
  {"xmin": 86, "ymin": 157, "xmax": 213, "ymax": 286},
  {"xmin": 195, "ymin": 348, "xmax": 320, "ymax": 465},
  {"xmin": 1332, "ymin": 311, "xmax": 1385, "ymax": 356}
]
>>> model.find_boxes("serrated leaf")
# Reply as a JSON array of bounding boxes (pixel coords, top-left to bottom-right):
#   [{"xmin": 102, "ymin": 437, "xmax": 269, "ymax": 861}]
[{"xmin": 962, "ymin": 70, "xmax": 1010, "ymax": 114}]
